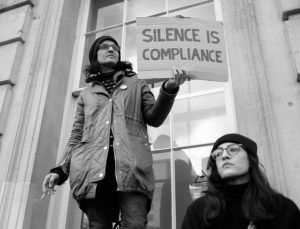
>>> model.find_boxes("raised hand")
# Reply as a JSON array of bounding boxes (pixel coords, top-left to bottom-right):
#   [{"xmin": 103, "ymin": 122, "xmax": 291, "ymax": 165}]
[{"xmin": 165, "ymin": 67, "xmax": 188, "ymax": 92}]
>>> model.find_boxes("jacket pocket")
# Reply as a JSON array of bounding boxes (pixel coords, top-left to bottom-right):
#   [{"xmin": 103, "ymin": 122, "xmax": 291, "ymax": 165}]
[{"xmin": 130, "ymin": 134, "xmax": 153, "ymax": 170}]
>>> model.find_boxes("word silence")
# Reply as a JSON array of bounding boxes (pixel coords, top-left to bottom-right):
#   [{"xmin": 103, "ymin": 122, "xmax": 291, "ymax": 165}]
[{"xmin": 142, "ymin": 28, "xmax": 220, "ymax": 43}]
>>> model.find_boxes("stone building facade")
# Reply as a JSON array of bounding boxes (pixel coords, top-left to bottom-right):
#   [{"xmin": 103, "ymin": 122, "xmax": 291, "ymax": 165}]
[{"xmin": 0, "ymin": 0, "xmax": 299, "ymax": 228}]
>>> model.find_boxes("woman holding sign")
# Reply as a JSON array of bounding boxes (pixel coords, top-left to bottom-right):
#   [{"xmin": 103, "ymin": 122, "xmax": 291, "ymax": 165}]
[
  {"xmin": 42, "ymin": 35, "xmax": 187, "ymax": 229},
  {"xmin": 181, "ymin": 133, "xmax": 300, "ymax": 229}
]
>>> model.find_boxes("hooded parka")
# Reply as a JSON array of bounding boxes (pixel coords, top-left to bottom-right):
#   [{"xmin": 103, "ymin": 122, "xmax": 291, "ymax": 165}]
[{"xmin": 58, "ymin": 70, "xmax": 177, "ymax": 202}]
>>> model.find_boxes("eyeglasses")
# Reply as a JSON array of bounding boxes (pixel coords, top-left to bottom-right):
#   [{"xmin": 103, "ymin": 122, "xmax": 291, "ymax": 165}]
[
  {"xmin": 98, "ymin": 44, "xmax": 120, "ymax": 52},
  {"xmin": 211, "ymin": 144, "xmax": 244, "ymax": 161}
]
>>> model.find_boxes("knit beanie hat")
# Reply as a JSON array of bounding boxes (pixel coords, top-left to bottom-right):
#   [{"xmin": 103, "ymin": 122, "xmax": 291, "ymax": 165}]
[
  {"xmin": 211, "ymin": 133, "xmax": 258, "ymax": 158},
  {"xmin": 88, "ymin": 35, "xmax": 121, "ymax": 64}
]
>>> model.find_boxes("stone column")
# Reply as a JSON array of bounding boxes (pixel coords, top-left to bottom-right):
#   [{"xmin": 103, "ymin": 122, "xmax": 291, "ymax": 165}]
[{"xmin": 219, "ymin": 0, "xmax": 289, "ymax": 194}]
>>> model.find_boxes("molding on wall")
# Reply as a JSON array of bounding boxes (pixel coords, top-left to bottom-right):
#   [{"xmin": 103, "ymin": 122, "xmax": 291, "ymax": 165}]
[
  {"xmin": 0, "ymin": 80, "xmax": 14, "ymax": 86},
  {"xmin": 0, "ymin": 85, "xmax": 12, "ymax": 135},
  {"xmin": 0, "ymin": 4, "xmax": 32, "ymax": 44},
  {"xmin": 0, "ymin": 37, "xmax": 25, "ymax": 46},
  {"xmin": 285, "ymin": 19, "xmax": 300, "ymax": 83},
  {"xmin": 0, "ymin": 41, "xmax": 25, "ymax": 86},
  {"xmin": 0, "ymin": 0, "xmax": 34, "ymax": 13},
  {"xmin": 0, "ymin": 0, "xmax": 66, "ymax": 228},
  {"xmin": 0, "ymin": 4, "xmax": 33, "ymax": 138},
  {"xmin": 0, "ymin": 4, "xmax": 33, "ymax": 86}
]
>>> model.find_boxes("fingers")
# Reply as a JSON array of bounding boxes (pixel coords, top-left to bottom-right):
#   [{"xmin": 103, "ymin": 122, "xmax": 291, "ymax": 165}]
[
  {"xmin": 42, "ymin": 174, "xmax": 50, "ymax": 193},
  {"xmin": 172, "ymin": 67, "xmax": 177, "ymax": 79},
  {"xmin": 42, "ymin": 173, "xmax": 58, "ymax": 195},
  {"xmin": 180, "ymin": 69, "xmax": 187, "ymax": 84},
  {"xmin": 172, "ymin": 67, "xmax": 188, "ymax": 86}
]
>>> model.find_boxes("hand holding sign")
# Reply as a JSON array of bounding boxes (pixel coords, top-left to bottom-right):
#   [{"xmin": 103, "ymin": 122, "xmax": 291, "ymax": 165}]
[{"xmin": 165, "ymin": 67, "xmax": 188, "ymax": 92}]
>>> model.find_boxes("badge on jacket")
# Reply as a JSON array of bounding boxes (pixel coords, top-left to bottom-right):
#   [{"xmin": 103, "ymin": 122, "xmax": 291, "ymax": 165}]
[
  {"xmin": 248, "ymin": 221, "xmax": 256, "ymax": 229},
  {"xmin": 120, "ymin": 85, "xmax": 127, "ymax": 90}
]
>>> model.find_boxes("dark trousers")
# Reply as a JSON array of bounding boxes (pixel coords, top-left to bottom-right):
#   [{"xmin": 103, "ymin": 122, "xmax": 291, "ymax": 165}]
[
  {"xmin": 79, "ymin": 147, "xmax": 148, "ymax": 229},
  {"xmin": 81, "ymin": 191, "xmax": 148, "ymax": 229}
]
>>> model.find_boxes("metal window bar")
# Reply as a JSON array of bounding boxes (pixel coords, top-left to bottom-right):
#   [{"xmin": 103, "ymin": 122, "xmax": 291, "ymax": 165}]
[{"xmin": 151, "ymin": 142, "xmax": 214, "ymax": 154}]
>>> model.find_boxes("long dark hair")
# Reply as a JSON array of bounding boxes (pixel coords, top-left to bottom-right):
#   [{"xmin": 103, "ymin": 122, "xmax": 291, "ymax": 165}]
[
  {"xmin": 83, "ymin": 60, "xmax": 134, "ymax": 79},
  {"xmin": 203, "ymin": 150, "xmax": 279, "ymax": 225}
]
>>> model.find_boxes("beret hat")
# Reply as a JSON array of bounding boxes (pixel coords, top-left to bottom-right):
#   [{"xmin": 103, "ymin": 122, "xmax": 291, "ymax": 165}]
[
  {"xmin": 89, "ymin": 35, "xmax": 120, "ymax": 64},
  {"xmin": 211, "ymin": 133, "xmax": 257, "ymax": 158}
]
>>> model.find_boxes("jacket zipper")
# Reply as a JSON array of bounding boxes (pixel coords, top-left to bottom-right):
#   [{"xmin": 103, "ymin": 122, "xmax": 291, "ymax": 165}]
[
  {"xmin": 110, "ymin": 97, "xmax": 120, "ymax": 191},
  {"xmin": 111, "ymin": 74, "xmax": 123, "ymax": 191},
  {"xmin": 94, "ymin": 74, "xmax": 123, "ymax": 189}
]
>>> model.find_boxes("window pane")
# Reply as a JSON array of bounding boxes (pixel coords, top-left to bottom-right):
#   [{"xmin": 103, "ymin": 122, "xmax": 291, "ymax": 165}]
[
  {"xmin": 178, "ymin": 80, "xmax": 226, "ymax": 95},
  {"xmin": 79, "ymin": 27, "xmax": 123, "ymax": 88},
  {"xmin": 169, "ymin": 2, "xmax": 215, "ymax": 20},
  {"xmin": 88, "ymin": 0, "xmax": 124, "ymax": 31},
  {"xmin": 152, "ymin": 134, "xmax": 171, "ymax": 150},
  {"xmin": 173, "ymin": 148, "xmax": 196, "ymax": 229},
  {"xmin": 125, "ymin": 24, "xmax": 137, "ymax": 72},
  {"xmin": 147, "ymin": 152, "xmax": 171, "ymax": 229},
  {"xmin": 149, "ymin": 114, "xmax": 171, "ymax": 150},
  {"xmin": 169, "ymin": 0, "xmax": 209, "ymax": 10},
  {"xmin": 178, "ymin": 146, "xmax": 210, "ymax": 199},
  {"xmin": 127, "ymin": 0, "xmax": 165, "ymax": 22},
  {"xmin": 148, "ymin": 87, "xmax": 171, "ymax": 151},
  {"xmin": 172, "ymin": 92, "xmax": 229, "ymax": 146},
  {"xmin": 189, "ymin": 80, "xmax": 225, "ymax": 93},
  {"xmin": 169, "ymin": 0, "xmax": 213, "ymax": 12}
]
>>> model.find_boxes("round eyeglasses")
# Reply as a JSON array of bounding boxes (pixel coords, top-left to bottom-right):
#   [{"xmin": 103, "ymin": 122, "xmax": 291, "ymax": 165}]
[
  {"xmin": 98, "ymin": 44, "xmax": 120, "ymax": 52},
  {"xmin": 211, "ymin": 144, "xmax": 244, "ymax": 161}
]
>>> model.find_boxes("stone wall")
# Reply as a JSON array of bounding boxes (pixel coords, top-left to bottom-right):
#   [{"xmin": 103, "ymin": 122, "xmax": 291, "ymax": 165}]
[{"xmin": 220, "ymin": 0, "xmax": 300, "ymax": 206}]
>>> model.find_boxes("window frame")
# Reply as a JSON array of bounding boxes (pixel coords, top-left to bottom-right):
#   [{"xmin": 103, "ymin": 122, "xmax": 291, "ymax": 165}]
[{"xmin": 65, "ymin": 1, "xmax": 237, "ymax": 229}]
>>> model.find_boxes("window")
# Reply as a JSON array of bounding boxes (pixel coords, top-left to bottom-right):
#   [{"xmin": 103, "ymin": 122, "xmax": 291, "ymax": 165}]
[{"xmin": 74, "ymin": 0, "xmax": 235, "ymax": 228}]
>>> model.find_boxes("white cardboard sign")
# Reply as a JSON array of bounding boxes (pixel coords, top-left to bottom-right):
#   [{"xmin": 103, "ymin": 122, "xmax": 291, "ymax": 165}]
[{"xmin": 136, "ymin": 17, "xmax": 228, "ymax": 82}]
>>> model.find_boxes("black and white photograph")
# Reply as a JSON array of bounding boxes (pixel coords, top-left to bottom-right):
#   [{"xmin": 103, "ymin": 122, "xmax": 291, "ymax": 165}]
[{"xmin": 0, "ymin": 0, "xmax": 299, "ymax": 228}]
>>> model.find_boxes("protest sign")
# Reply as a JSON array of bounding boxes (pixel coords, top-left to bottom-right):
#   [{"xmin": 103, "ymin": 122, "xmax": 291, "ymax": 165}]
[{"xmin": 136, "ymin": 17, "xmax": 228, "ymax": 82}]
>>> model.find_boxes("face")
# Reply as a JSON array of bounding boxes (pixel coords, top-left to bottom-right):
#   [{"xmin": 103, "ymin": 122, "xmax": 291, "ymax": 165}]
[
  {"xmin": 215, "ymin": 142, "xmax": 250, "ymax": 185},
  {"xmin": 97, "ymin": 40, "xmax": 119, "ymax": 67}
]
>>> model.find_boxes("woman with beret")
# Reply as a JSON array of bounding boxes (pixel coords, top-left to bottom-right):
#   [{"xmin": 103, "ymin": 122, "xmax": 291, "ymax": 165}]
[{"xmin": 181, "ymin": 133, "xmax": 300, "ymax": 229}]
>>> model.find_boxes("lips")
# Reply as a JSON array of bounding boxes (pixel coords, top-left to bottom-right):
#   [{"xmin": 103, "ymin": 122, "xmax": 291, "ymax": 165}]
[{"xmin": 222, "ymin": 162, "xmax": 233, "ymax": 168}]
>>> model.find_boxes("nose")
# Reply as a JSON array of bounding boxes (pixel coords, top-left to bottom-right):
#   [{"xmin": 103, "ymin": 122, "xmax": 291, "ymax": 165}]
[
  {"xmin": 221, "ymin": 149, "xmax": 230, "ymax": 159},
  {"xmin": 107, "ymin": 46, "xmax": 114, "ymax": 52}
]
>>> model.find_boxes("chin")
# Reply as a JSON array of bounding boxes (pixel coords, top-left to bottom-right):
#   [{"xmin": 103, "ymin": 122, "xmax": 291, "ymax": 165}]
[
  {"xmin": 219, "ymin": 168, "xmax": 236, "ymax": 178},
  {"xmin": 102, "ymin": 61, "xmax": 118, "ymax": 68},
  {"xmin": 221, "ymin": 172, "xmax": 250, "ymax": 185},
  {"xmin": 220, "ymin": 172, "xmax": 236, "ymax": 180}
]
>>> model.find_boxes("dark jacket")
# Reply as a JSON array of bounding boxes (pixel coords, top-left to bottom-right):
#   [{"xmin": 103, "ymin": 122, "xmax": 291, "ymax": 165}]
[
  {"xmin": 55, "ymin": 70, "xmax": 177, "ymax": 201},
  {"xmin": 181, "ymin": 183, "xmax": 300, "ymax": 229}
]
